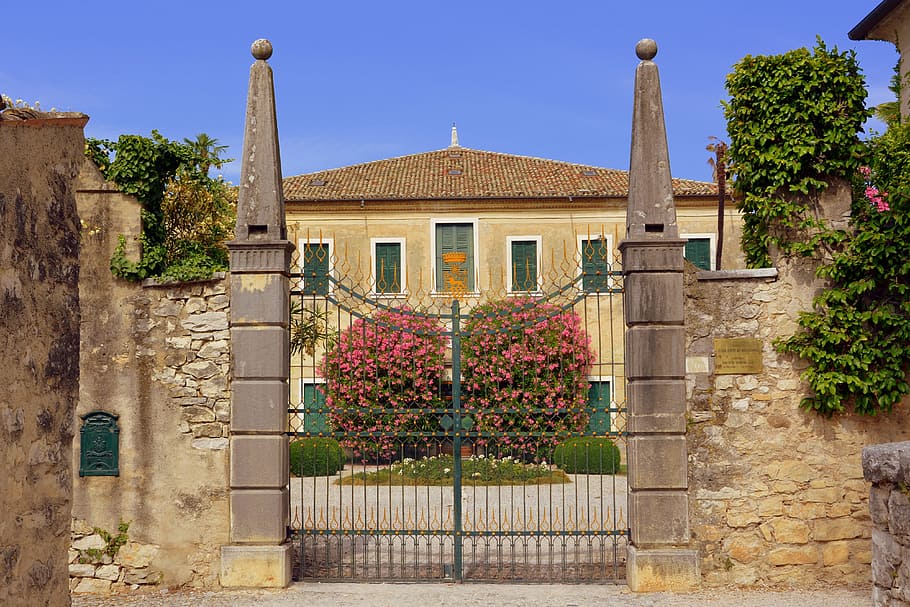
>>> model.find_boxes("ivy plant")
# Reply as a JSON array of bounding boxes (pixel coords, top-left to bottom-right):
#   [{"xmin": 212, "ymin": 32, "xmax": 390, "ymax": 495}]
[
  {"xmin": 724, "ymin": 39, "xmax": 869, "ymax": 267},
  {"xmin": 85, "ymin": 131, "xmax": 235, "ymax": 281},
  {"xmin": 725, "ymin": 39, "xmax": 910, "ymax": 416}
]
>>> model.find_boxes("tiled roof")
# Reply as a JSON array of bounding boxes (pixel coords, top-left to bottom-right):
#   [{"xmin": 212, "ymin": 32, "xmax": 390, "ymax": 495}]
[{"xmin": 283, "ymin": 147, "xmax": 717, "ymax": 201}]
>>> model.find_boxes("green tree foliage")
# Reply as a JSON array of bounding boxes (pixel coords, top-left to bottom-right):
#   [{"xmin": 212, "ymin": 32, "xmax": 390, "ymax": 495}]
[
  {"xmin": 778, "ymin": 123, "xmax": 910, "ymax": 415},
  {"xmin": 85, "ymin": 131, "xmax": 236, "ymax": 281},
  {"xmin": 724, "ymin": 39, "xmax": 870, "ymax": 267}
]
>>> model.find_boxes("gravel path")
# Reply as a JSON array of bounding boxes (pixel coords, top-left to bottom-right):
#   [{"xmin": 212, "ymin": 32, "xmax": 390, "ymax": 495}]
[{"xmin": 72, "ymin": 583, "xmax": 868, "ymax": 607}]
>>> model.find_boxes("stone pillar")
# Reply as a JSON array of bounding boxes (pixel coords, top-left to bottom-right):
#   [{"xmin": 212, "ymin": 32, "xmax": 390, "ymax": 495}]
[
  {"xmin": 618, "ymin": 39, "xmax": 699, "ymax": 591},
  {"xmin": 220, "ymin": 39, "xmax": 295, "ymax": 588}
]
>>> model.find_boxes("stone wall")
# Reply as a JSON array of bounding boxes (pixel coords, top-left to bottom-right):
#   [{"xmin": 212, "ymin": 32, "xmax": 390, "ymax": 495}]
[
  {"xmin": 685, "ymin": 257, "xmax": 910, "ymax": 587},
  {"xmin": 863, "ymin": 442, "xmax": 910, "ymax": 605},
  {"xmin": 73, "ymin": 171, "xmax": 231, "ymax": 592},
  {"xmin": 0, "ymin": 112, "xmax": 87, "ymax": 606}
]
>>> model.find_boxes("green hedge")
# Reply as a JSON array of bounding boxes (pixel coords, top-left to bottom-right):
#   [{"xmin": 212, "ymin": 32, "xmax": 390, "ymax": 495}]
[
  {"xmin": 289, "ymin": 438, "xmax": 345, "ymax": 477},
  {"xmin": 552, "ymin": 437, "xmax": 621, "ymax": 474}
]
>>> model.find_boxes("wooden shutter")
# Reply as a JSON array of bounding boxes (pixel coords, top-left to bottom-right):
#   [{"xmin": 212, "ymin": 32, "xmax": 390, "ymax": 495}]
[
  {"xmin": 511, "ymin": 240, "xmax": 538, "ymax": 292},
  {"xmin": 303, "ymin": 384, "xmax": 329, "ymax": 434},
  {"xmin": 436, "ymin": 223, "xmax": 474, "ymax": 291},
  {"xmin": 586, "ymin": 382, "xmax": 611, "ymax": 434},
  {"xmin": 303, "ymin": 243, "xmax": 330, "ymax": 295},
  {"xmin": 684, "ymin": 238, "xmax": 711, "ymax": 270},
  {"xmin": 581, "ymin": 239, "xmax": 609, "ymax": 292},
  {"xmin": 375, "ymin": 242, "xmax": 402, "ymax": 293}
]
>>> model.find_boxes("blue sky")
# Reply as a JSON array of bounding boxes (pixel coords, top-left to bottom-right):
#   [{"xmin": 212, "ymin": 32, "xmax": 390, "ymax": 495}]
[{"xmin": 3, "ymin": 1, "xmax": 898, "ymax": 185}]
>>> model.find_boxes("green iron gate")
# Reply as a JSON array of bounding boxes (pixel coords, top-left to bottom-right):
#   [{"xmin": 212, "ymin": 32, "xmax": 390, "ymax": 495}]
[{"xmin": 288, "ymin": 240, "xmax": 628, "ymax": 582}]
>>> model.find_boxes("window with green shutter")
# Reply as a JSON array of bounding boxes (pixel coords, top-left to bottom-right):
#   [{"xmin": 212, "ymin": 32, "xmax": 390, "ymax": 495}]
[
  {"xmin": 303, "ymin": 383, "xmax": 329, "ymax": 435},
  {"xmin": 684, "ymin": 237, "xmax": 712, "ymax": 270},
  {"xmin": 580, "ymin": 238, "xmax": 611, "ymax": 292},
  {"xmin": 510, "ymin": 239, "xmax": 538, "ymax": 292},
  {"xmin": 374, "ymin": 242, "xmax": 402, "ymax": 294},
  {"xmin": 587, "ymin": 381, "xmax": 611, "ymax": 434},
  {"xmin": 435, "ymin": 223, "xmax": 474, "ymax": 292},
  {"xmin": 302, "ymin": 242, "xmax": 331, "ymax": 295}
]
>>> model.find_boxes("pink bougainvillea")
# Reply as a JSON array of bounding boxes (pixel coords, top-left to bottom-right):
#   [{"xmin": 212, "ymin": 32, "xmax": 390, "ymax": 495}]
[
  {"xmin": 859, "ymin": 165, "xmax": 890, "ymax": 212},
  {"xmin": 321, "ymin": 307, "xmax": 447, "ymax": 460},
  {"xmin": 461, "ymin": 298, "xmax": 594, "ymax": 457}
]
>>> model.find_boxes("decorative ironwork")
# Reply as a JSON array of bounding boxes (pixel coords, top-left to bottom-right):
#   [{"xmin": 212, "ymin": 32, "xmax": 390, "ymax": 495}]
[
  {"xmin": 288, "ymin": 236, "xmax": 627, "ymax": 583},
  {"xmin": 79, "ymin": 411, "xmax": 120, "ymax": 477}
]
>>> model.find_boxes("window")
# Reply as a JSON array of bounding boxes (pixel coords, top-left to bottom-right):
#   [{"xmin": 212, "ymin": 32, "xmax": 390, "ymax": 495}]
[
  {"xmin": 293, "ymin": 380, "xmax": 329, "ymax": 435},
  {"xmin": 507, "ymin": 237, "xmax": 540, "ymax": 293},
  {"xmin": 372, "ymin": 238, "xmax": 405, "ymax": 295},
  {"xmin": 578, "ymin": 235, "xmax": 614, "ymax": 292},
  {"xmin": 587, "ymin": 380, "xmax": 612, "ymax": 434},
  {"xmin": 433, "ymin": 221, "xmax": 476, "ymax": 293},
  {"xmin": 682, "ymin": 234, "xmax": 715, "ymax": 271},
  {"xmin": 300, "ymin": 239, "xmax": 333, "ymax": 295}
]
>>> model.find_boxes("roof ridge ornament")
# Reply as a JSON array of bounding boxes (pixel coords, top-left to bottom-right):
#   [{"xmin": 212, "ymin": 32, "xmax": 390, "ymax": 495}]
[{"xmin": 450, "ymin": 122, "xmax": 460, "ymax": 148}]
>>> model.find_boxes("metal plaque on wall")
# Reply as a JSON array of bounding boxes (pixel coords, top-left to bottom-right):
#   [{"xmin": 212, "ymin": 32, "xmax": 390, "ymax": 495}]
[{"xmin": 714, "ymin": 338, "xmax": 763, "ymax": 375}]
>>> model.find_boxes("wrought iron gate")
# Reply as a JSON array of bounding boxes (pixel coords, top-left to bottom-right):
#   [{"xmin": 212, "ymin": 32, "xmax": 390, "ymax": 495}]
[{"xmin": 288, "ymin": 239, "xmax": 628, "ymax": 582}]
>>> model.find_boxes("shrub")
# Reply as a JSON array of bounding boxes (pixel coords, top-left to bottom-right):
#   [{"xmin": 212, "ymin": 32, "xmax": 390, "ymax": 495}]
[
  {"xmin": 552, "ymin": 437, "xmax": 621, "ymax": 474},
  {"xmin": 462, "ymin": 298, "xmax": 594, "ymax": 456},
  {"xmin": 321, "ymin": 307, "xmax": 447, "ymax": 460},
  {"xmin": 289, "ymin": 438, "xmax": 345, "ymax": 477}
]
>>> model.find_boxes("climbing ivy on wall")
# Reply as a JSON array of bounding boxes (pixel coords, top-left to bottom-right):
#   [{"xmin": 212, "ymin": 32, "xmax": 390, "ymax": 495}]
[
  {"xmin": 725, "ymin": 39, "xmax": 910, "ymax": 416},
  {"xmin": 86, "ymin": 131, "xmax": 236, "ymax": 281},
  {"xmin": 724, "ymin": 39, "xmax": 869, "ymax": 267}
]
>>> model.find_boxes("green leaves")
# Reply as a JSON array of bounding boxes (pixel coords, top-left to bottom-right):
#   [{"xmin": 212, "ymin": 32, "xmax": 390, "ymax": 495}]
[
  {"xmin": 86, "ymin": 131, "xmax": 235, "ymax": 282},
  {"xmin": 725, "ymin": 39, "xmax": 869, "ymax": 267}
]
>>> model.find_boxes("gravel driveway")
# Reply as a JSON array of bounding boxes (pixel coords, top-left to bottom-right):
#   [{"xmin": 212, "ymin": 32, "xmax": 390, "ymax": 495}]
[{"xmin": 72, "ymin": 583, "xmax": 868, "ymax": 607}]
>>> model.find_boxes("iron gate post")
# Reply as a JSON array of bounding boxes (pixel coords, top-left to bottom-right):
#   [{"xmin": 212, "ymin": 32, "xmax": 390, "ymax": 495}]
[
  {"xmin": 618, "ymin": 39, "xmax": 699, "ymax": 591},
  {"xmin": 451, "ymin": 299, "xmax": 464, "ymax": 581}
]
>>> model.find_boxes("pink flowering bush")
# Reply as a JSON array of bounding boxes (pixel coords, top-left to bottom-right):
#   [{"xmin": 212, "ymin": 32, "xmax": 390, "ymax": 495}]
[
  {"xmin": 321, "ymin": 308, "xmax": 447, "ymax": 460},
  {"xmin": 462, "ymin": 298, "xmax": 594, "ymax": 456},
  {"xmin": 859, "ymin": 165, "xmax": 890, "ymax": 212}
]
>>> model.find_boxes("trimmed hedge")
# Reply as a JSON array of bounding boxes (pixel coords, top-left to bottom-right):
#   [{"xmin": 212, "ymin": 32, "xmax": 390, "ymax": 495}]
[
  {"xmin": 289, "ymin": 438, "xmax": 345, "ymax": 477},
  {"xmin": 552, "ymin": 437, "xmax": 621, "ymax": 474}
]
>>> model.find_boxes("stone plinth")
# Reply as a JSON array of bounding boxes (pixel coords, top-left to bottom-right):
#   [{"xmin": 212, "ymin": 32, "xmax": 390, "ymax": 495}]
[{"xmin": 220, "ymin": 544, "xmax": 293, "ymax": 588}]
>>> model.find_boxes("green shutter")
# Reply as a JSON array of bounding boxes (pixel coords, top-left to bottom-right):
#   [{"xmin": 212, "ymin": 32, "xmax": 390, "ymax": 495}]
[
  {"xmin": 511, "ymin": 240, "xmax": 538, "ymax": 292},
  {"xmin": 436, "ymin": 223, "xmax": 474, "ymax": 291},
  {"xmin": 303, "ymin": 384, "xmax": 329, "ymax": 434},
  {"xmin": 587, "ymin": 382, "xmax": 611, "ymax": 434},
  {"xmin": 303, "ymin": 243, "xmax": 330, "ymax": 295},
  {"xmin": 581, "ymin": 239, "xmax": 610, "ymax": 292},
  {"xmin": 685, "ymin": 238, "xmax": 711, "ymax": 270},
  {"xmin": 375, "ymin": 242, "xmax": 402, "ymax": 293}
]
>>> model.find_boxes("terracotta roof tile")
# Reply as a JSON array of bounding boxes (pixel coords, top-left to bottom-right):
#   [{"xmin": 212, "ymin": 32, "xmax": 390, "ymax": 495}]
[{"xmin": 284, "ymin": 147, "xmax": 716, "ymax": 201}]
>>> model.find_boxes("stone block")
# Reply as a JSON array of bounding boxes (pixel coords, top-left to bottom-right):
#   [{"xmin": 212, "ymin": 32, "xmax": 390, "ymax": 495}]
[
  {"xmin": 767, "ymin": 545, "xmax": 818, "ymax": 566},
  {"xmin": 767, "ymin": 460, "xmax": 814, "ymax": 483},
  {"xmin": 624, "ymin": 273, "xmax": 684, "ymax": 324},
  {"xmin": 232, "ymin": 380, "xmax": 289, "ymax": 433},
  {"xmin": 231, "ymin": 435, "xmax": 289, "ymax": 488},
  {"xmin": 870, "ymin": 485, "xmax": 891, "ymax": 527},
  {"xmin": 872, "ymin": 528, "xmax": 900, "ymax": 587},
  {"xmin": 68, "ymin": 563, "xmax": 96, "ymax": 577},
  {"xmin": 812, "ymin": 518, "xmax": 864, "ymax": 541},
  {"xmin": 95, "ymin": 564, "xmax": 120, "ymax": 581},
  {"xmin": 822, "ymin": 541, "xmax": 850, "ymax": 566},
  {"xmin": 628, "ymin": 436, "xmax": 687, "ymax": 490},
  {"xmin": 73, "ymin": 534, "xmax": 106, "ymax": 551},
  {"xmin": 230, "ymin": 274, "xmax": 289, "ymax": 325},
  {"xmin": 629, "ymin": 491, "xmax": 689, "ymax": 546},
  {"xmin": 726, "ymin": 510, "xmax": 760, "ymax": 528},
  {"xmin": 620, "ymin": 242, "xmax": 686, "ymax": 272},
  {"xmin": 230, "ymin": 488, "xmax": 289, "ymax": 544},
  {"xmin": 889, "ymin": 489, "xmax": 910, "ymax": 538},
  {"xmin": 115, "ymin": 543, "xmax": 159, "ymax": 568},
  {"xmin": 626, "ymin": 326, "xmax": 685, "ymax": 379},
  {"xmin": 772, "ymin": 519, "xmax": 809, "ymax": 544},
  {"xmin": 220, "ymin": 544, "xmax": 293, "ymax": 588},
  {"xmin": 73, "ymin": 578, "xmax": 112, "ymax": 594},
  {"xmin": 863, "ymin": 442, "xmax": 910, "ymax": 485},
  {"xmin": 804, "ymin": 487, "xmax": 843, "ymax": 503},
  {"xmin": 181, "ymin": 311, "xmax": 229, "ymax": 332},
  {"xmin": 626, "ymin": 546, "xmax": 699, "ymax": 592},
  {"xmin": 232, "ymin": 326, "xmax": 289, "ymax": 379},
  {"xmin": 725, "ymin": 535, "xmax": 763, "ymax": 564},
  {"xmin": 627, "ymin": 380, "xmax": 686, "ymax": 433}
]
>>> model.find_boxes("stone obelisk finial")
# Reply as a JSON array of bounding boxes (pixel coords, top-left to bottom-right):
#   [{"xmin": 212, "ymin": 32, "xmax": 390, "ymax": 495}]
[
  {"xmin": 619, "ymin": 39, "xmax": 698, "ymax": 592},
  {"xmin": 236, "ymin": 38, "xmax": 287, "ymax": 241},
  {"xmin": 627, "ymin": 39, "xmax": 678, "ymax": 240}
]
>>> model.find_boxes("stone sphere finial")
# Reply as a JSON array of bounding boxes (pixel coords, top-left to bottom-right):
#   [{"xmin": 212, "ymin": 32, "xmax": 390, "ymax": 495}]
[
  {"xmin": 636, "ymin": 39, "xmax": 658, "ymax": 61},
  {"xmin": 251, "ymin": 39, "xmax": 273, "ymax": 61}
]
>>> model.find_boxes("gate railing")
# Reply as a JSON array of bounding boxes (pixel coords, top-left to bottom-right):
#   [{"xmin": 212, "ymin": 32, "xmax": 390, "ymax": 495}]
[{"xmin": 287, "ymin": 238, "xmax": 627, "ymax": 582}]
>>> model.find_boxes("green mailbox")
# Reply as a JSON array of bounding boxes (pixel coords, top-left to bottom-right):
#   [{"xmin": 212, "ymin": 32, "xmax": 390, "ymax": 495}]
[{"xmin": 79, "ymin": 411, "xmax": 120, "ymax": 477}]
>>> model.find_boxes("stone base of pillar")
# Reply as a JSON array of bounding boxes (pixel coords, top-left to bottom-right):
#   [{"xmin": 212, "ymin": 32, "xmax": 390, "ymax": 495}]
[
  {"xmin": 627, "ymin": 545, "xmax": 700, "ymax": 592},
  {"xmin": 220, "ymin": 544, "xmax": 293, "ymax": 588}
]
